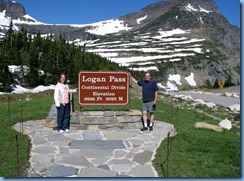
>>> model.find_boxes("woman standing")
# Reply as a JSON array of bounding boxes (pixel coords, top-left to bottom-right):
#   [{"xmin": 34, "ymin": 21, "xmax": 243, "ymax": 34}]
[{"xmin": 54, "ymin": 73, "xmax": 71, "ymax": 133}]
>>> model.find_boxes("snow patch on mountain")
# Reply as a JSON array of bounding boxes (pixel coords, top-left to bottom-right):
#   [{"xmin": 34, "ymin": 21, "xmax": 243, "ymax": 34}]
[
  {"xmin": 84, "ymin": 28, "xmax": 207, "ymax": 88},
  {"xmin": 69, "ymin": 19, "xmax": 132, "ymax": 35},
  {"xmin": 186, "ymin": 4, "xmax": 211, "ymax": 13},
  {"xmin": 153, "ymin": 28, "xmax": 191, "ymax": 39},
  {"xmin": 0, "ymin": 9, "xmax": 45, "ymax": 31},
  {"xmin": 130, "ymin": 66, "xmax": 157, "ymax": 72},
  {"xmin": 199, "ymin": 5, "xmax": 211, "ymax": 13},
  {"xmin": 0, "ymin": 10, "xmax": 10, "ymax": 26},
  {"xmin": 108, "ymin": 52, "xmax": 195, "ymax": 66},
  {"xmin": 8, "ymin": 65, "xmax": 28, "ymax": 73},
  {"xmin": 169, "ymin": 74, "xmax": 182, "ymax": 85},
  {"xmin": 185, "ymin": 73, "xmax": 197, "ymax": 86},
  {"xmin": 137, "ymin": 15, "xmax": 148, "ymax": 24},
  {"xmin": 162, "ymin": 73, "xmax": 198, "ymax": 91},
  {"xmin": 166, "ymin": 81, "xmax": 179, "ymax": 91},
  {"xmin": 11, "ymin": 85, "xmax": 55, "ymax": 94}
]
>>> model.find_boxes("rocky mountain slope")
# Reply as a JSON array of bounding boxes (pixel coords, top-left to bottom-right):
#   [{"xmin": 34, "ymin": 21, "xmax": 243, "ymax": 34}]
[{"xmin": 0, "ymin": 0, "xmax": 240, "ymax": 90}]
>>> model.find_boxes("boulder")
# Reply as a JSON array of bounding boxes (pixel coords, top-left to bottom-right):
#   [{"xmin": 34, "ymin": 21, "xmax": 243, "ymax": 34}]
[
  {"xmin": 228, "ymin": 104, "xmax": 240, "ymax": 112},
  {"xmin": 195, "ymin": 122, "xmax": 223, "ymax": 132},
  {"xmin": 218, "ymin": 118, "xmax": 232, "ymax": 130}
]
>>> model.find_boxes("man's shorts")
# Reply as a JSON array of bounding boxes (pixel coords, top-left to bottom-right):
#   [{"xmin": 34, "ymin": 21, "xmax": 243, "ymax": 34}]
[{"xmin": 142, "ymin": 101, "xmax": 156, "ymax": 113}]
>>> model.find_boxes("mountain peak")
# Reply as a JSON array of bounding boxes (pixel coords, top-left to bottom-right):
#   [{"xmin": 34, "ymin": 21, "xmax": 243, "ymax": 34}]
[
  {"xmin": 118, "ymin": 0, "xmax": 220, "ymax": 32},
  {"xmin": 5, "ymin": 1, "xmax": 26, "ymax": 19},
  {"xmin": 0, "ymin": 0, "xmax": 43, "ymax": 31},
  {"xmin": 178, "ymin": 0, "xmax": 218, "ymax": 12}
]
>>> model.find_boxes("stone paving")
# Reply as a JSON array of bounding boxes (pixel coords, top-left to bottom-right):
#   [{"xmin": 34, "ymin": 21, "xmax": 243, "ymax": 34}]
[{"xmin": 13, "ymin": 120, "xmax": 176, "ymax": 177}]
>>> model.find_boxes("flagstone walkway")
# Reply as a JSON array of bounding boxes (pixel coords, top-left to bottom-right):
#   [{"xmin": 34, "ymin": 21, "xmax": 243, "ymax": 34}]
[{"xmin": 13, "ymin": 120, "xmax": 176, "ymax": 177}]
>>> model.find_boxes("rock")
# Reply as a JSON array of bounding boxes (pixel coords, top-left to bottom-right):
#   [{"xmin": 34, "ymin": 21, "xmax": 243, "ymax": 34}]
[
  {"xmin": 205, "ymin": 102, "xmax": 216, "ymax": 109},
  {"xmin": 232, "ymin": 93, "xmax": 239, "ymax": 98},
  {"xmin": 46, "ymin": 164, "xmax": 78, "ymax": 177},
  {"xmin": 133, "ymin": 150, "xmax": 153, "ymax": 165},
  {"xmin": 46, "ymin": 116, "xmax": 55, "ymax": 123},
  {"xmin": 224, "ymin": 92, "xmax": 233, "ymax": 97},
  {"xmin": 218, "ymin": 118, "xmax": 232, "ymax": 130},
  {"xmin": 193, "ymin": 99, "xmax": 216, "ymax": 109},
  {"xmin": 45, "ymin": 106, "xmax": 142, "ymax": 129},
  {"xmin": 25, "ymin": 96, "xmax": 31, "ymax": 101},
  {"xmin": 129, "ymin": 165, "xmax": 156, "ymax": 177},
  {"xmin": 70, "ymin": 140, "xmax": 125, "ymax": 149},
  {"xmin": 78, "ymin": 167, "xmax": 117, "ymax": 177},
  {"xmin": 48, "ymin": 104, "xmax": 57, "ymax": 117},
  {"xmin": 228, "ymin": 104, "xmax": 240, "ymax": 112},
  {"xmin": 195, "ymin": 122, "xmax": 223, "ymax": 132}
]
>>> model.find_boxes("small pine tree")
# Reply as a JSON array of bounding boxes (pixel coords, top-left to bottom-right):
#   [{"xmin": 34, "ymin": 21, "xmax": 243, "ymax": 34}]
[
  {"xmin": 204, "ymin": 79, "xmax": 212, "ymax": 89},
  {"xmin": 224, "ymin": 74, "xmax": 235, "ymax": 87},
  {"xmin": 213, "ymin": 78, "xmax": 219, "ymax": 89}
]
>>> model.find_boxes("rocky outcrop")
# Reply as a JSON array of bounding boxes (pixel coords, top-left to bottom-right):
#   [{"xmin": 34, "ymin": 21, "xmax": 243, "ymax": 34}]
[
  {"xmin": 195, "ymin": 122, "xmax": 223, "ymax": 132},
  {"xmin": 19, "ymin": 24, "xmax": 100, "ymax": 40},
  {"xmin": 5, "ymin": 1, "xmax": 25, "ymax": 18},
  {"xmin": 45, "ymin": 104, "xmax": 143, "ymax": 130}
]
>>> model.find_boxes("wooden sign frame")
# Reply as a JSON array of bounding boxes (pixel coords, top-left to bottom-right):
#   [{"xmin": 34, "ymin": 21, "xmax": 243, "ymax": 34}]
[{"xmin": 78, "ymin": 71, "xmax": 129, "ymax": 106}]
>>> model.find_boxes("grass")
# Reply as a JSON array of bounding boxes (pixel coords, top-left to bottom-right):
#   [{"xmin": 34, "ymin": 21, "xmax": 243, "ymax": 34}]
[
  {"xmin": 153, "ymin": 113, "xmax": 240, "ymax": 177},
  {"xmin": 0, "ymin": 91, "xmax": 53, "ymax": 177},
  {"xmin": 0, "ymin": 89, "xmax": 240, "ymax": 177},
  {"xmin": 152, "ymin": 95, "xmax": 240, "ymax": 177}
]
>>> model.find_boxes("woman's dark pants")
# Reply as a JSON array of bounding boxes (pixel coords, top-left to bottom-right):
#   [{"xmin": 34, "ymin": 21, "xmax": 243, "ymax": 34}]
[{"xmin": 57, "ymin": 104, "xmax": 70, "ymax": 131}]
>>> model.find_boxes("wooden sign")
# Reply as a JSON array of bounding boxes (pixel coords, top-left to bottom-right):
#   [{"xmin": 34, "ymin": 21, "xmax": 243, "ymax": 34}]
[{"xmin": 78, "ymin": 71, "xmax": 129, "ymax": 106}]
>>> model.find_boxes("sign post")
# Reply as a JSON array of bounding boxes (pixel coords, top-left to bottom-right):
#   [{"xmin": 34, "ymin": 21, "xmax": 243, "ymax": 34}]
[
  {"xmin": 219, "ymin": 82, "xmax": 224, "ymax": 89},
  {"xmin": 78, "ymin": 71, "xmax": 129, "ymax": 106}
]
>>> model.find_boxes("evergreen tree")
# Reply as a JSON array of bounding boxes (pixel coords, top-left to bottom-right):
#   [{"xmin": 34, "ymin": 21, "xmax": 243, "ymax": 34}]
[
  {"xmin": 27, "ymin": 40, "xmax": 39, "ymax": 87},
  {"xmin": 213, "ymin": 78, "xmax": 219, "ymax": 89},
  {"xmin": 224, "ymin": 74, "xmax": 235, "ymax": 87},
  {"xmin": 0, "ymin": 22, "xmax": 137, "ymax": 90},
  {"xmin": 0, "ymin": 20, "xmax": 15, "ymax": 91},
  {"xmin": 3, "ymin": 20, "xmax": 15, "ymax": 65},
  {"xmin": 0, "ymin": 48, "xmax": 13, "ymax": 92}
]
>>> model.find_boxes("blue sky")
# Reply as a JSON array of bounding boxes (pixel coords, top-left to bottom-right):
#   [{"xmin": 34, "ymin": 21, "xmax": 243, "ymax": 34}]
[{"xmin": 13, "ymin": 0, "xmax": 241, "ymax": 27}]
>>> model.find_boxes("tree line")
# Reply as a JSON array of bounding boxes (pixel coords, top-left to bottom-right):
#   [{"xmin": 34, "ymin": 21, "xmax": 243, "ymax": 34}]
[{"xmin": 0, "ymin": 22, "xmax": 143, "ymax": 92}]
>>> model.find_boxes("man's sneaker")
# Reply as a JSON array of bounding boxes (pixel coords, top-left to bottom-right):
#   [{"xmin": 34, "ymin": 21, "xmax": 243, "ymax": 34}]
[
  {"xmin": 140, "ymin": 127, "xmax": 148, "ymax": 131},
  {"xmin": 64, "ymin": 129, "xmax": 70, "ymax": 133},
  {"xmin": 58, "ymin": 130, "xmax": 64, "ymax": 133},
  {"xmin": 149, "ymin": 126, "xmax": 153, "ymax": 131}
]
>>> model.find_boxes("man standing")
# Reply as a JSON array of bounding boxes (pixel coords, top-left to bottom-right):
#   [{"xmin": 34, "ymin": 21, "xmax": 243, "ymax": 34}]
[{"xmin": 129, "ymin": 72, "xmax": 158, "ymax": 131}]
